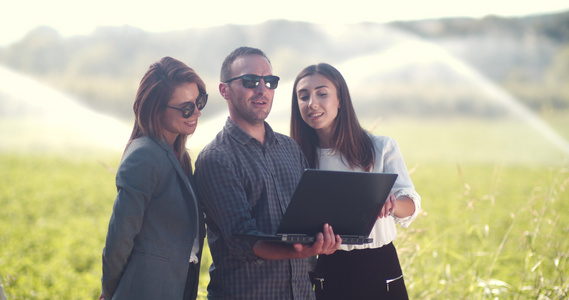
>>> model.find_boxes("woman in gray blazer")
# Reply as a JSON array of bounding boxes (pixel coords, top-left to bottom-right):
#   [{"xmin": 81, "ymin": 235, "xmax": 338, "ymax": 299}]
[{"xmin": 100, "ymin": 57, "xmax": 207, "ymax": 300}]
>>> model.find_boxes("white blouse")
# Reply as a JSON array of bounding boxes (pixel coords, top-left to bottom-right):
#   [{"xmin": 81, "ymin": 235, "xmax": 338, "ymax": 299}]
[{"xmin": 317, "ymin": 134, "xmax": 421, "ymax": 251}]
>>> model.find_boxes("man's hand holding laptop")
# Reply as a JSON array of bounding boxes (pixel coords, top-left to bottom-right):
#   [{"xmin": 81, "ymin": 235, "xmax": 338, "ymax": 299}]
[{"xmin": 252, "ymin": 223, "xmax": 342, "ymax": 259}]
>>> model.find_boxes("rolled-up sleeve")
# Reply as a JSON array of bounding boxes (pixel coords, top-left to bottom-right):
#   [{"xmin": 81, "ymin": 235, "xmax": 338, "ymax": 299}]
[{"xmin": 381, "ymin": 137, "xmax": 421, "ymax": 227}]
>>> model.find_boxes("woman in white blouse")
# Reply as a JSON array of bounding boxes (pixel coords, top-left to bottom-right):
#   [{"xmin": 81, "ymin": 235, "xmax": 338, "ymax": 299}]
[{"xmin": 290, "ymin": 63, "xmax": 421, "ymax": 300}]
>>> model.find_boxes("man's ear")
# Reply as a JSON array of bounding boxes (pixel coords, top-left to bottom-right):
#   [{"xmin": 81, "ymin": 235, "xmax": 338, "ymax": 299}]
[{"xmin": 219, "ymin": 82, "xmax": 230, "ymax": 100}]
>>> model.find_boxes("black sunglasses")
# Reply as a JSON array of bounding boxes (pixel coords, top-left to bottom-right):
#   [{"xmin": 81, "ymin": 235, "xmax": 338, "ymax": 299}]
[
  {"xmin": 225, "ymin": 74, "xmax": 280, "ymax": 90},
  {"xmin": 167, "ymin": 93, "xmax": 208, "ymax": 118}
]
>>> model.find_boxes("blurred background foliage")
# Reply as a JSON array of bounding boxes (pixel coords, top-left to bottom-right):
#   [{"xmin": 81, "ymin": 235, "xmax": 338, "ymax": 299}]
[{"xmin": 1, "ymin": 11, "xmax": 568, "ymax": 121}]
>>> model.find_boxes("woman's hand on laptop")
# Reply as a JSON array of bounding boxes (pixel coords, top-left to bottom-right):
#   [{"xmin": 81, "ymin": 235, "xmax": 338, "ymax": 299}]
[
  {"xmin": 379, "ymin": 194, "xmax": 397, "ymax": 219},
  {"xmin": 379, "ymin": 194, "xmax": 416, "ymax": 219}
]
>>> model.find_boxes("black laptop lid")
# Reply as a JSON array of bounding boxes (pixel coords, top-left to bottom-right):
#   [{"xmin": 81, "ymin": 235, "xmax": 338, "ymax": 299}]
[{"xmin": 276, "ymin": 169, "xmax": 398, "ymax": 236}]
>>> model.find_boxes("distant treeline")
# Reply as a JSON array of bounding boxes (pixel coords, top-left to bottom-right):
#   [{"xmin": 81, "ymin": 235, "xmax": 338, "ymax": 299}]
[
  {"xmin": 1, "ymin": 11, "xmax": 568, "ymax": 120},
  {"xmin": 389, "ymin": 11, "xmax": 569, "ymax": 112}
]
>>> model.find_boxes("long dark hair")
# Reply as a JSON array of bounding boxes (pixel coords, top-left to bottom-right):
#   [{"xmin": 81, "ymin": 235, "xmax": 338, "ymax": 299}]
[
  {"xmin": 127, "ymin": 56, "xmax": 206, "ymax": 173},
  {"xmin": 290, "ymin": 63, "xmax": 374, "ymax": 171}
]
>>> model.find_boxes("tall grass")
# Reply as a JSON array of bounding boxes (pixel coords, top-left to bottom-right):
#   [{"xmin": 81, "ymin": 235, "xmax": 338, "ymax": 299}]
[
  {"xmin": 1, "ymin": 154, "xmax": 567, "ymax": 299},
  {"xmin": 398, "ymin": 163, "xmax": 569, "ymax": 299}
]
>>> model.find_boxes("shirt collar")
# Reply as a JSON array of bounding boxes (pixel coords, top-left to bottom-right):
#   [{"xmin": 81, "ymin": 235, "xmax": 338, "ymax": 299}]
[{"xmin": 224, "ymin": 117, "xmax": 277, "ymax": 146}]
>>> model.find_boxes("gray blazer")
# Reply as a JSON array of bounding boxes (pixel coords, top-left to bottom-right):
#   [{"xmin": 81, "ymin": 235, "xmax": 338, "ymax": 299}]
[{"xmin": 102, "ymin": 136, "xmax": 205, "ymax": 299}]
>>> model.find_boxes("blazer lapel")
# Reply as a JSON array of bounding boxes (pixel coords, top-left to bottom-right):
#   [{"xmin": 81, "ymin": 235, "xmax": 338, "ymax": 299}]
[
  {"xmin": 154, "ymin": 137, "xmax": 194, "ymax": 193},
  {"xmin": 154, "ymin": 137, "xmax": 202, "ymax": 232}
]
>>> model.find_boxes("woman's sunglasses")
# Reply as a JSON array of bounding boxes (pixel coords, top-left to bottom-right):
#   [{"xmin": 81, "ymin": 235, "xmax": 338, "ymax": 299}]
[
  {"xmin": 167, "ymin": 93, "xmax": 208, "ymax": 118},
  {"xmin": 224, "ymin": 74, "xmax": 280, "ymax": 90}
]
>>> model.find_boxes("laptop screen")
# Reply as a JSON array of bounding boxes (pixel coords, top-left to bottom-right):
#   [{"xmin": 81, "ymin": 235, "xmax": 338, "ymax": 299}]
[{"xmin": 276, "ymin": 169, "xmax": 398, "ymax": 237}]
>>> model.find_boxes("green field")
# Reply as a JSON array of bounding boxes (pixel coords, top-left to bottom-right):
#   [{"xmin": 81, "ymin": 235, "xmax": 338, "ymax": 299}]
[
  {"xmin": 1, "ymin": 115, "xmax": 569, "ymax": 299},
  {"xmin": 1, "ymin": 154, "xmax": 567, "ymax": 299}
]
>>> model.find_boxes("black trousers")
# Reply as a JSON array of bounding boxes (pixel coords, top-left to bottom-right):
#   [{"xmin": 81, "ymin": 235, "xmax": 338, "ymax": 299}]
[
  {"xmin": 312, "ymin": 243, "xmax": 409, "ymax": 300},
  {"xmin": 183, "ymin": 262, "xmax": 200, "ymax": 300}
]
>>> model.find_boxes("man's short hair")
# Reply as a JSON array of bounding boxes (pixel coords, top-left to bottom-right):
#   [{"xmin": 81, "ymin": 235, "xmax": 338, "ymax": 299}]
[{"xmin": 220, "ymin": 47, "xmax": 271, "ymax": 82}]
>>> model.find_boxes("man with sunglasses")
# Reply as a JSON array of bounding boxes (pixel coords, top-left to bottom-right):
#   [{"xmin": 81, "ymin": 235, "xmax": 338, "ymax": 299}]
[{"xmin": 194, "ymin": 47, "xmax": 342, "ymax": 299}]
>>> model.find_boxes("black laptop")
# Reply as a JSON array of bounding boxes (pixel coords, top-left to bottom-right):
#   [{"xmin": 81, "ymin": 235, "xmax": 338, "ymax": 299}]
[{"xmin": 235, "ymin": 169, "xmax": 398, "ymax": 244}]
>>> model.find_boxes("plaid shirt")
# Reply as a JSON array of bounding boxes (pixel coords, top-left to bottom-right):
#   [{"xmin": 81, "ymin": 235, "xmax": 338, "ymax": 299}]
[{"xmin": 195, "ymin": 118, "xmax": 313, "ymax": 300}]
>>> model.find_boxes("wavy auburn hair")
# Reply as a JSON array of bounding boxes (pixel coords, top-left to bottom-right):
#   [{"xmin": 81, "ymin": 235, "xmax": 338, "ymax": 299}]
[{"xmin": 127, "ymin": 56, "xmax": 206, "ymax": 173}]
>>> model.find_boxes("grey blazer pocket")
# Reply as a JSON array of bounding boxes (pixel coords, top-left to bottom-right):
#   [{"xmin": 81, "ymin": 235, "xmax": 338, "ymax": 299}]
[{"xmin": 133, "ymin": 238, "xmax": 171, "ymax": 260}]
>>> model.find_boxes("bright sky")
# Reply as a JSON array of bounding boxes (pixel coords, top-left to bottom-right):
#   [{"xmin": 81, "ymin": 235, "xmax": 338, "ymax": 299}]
[{"xmin": 2, "ymin": 0, "xmax": 569, "ymax": 46}]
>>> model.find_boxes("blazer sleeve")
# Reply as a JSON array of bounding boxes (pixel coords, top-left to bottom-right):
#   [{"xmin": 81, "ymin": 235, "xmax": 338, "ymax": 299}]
[{"xmin": 101, "ymin": 142, "xmax": 159, "ymax": 298}]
